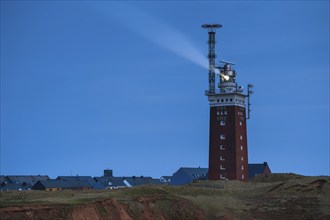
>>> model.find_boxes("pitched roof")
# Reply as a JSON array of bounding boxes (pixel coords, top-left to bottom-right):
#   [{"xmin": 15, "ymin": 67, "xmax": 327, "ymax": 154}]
[
  {"xmin": 34, "ymin": 179, "xmax": 91, "ymax": 189},
  {"xmin": 1, "ymin": 183, "xmax": 25, "ymax": 191},
  {"xmin": 177, "ymin": 167, "xmax": 208, "ymax": 179},
  {"xmin": 56, "ymin": 176, "xmax": 96, "ymax": 187},
  {"xmin": 160, "ymin": 176, "xmax": 172, "ymax": 181},
  {"xmin": 123, "ymin": 177, "xmax": 153, "ymax": 186},
  {"xmin": 160, "ymin": 176, "xmax": 172, "ymax": 182},
  {"xmin": 5, "ymin": 175, "xmax": 50, "ymax": 185},
  {"xmin": 94, "ymin": 177, "xmax": 126, "ymax": 188},
  {"xmin": 248, "ymin": 162, "xmax": 269, "ymax": 179},
  {"xmin": 122, "ymin": 177, "xmax": 164, "ymax": 186},
  {"xmin": 0, "ymin": 175, "xmax": 6, "ymax": 183}
]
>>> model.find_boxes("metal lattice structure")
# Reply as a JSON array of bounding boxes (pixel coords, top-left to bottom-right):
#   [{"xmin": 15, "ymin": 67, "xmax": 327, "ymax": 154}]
[{"xmin": 201, "ymin": 24, "xmax": 222, "ymax": 95}]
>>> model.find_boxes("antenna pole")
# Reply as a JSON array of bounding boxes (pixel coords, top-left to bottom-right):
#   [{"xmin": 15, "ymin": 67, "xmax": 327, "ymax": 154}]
[
  {"xmin": 202, "ymin": 24, "xmax": 222, "ymax": 95},
  {"xmin": 247, "ymin": 84, "xmax": 254, "ymax": 119}
]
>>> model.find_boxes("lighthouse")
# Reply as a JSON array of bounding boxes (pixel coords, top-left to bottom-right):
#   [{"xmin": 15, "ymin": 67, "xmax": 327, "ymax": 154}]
[{"xmin": 202, "ymin": 24, "xmax": 253, "ymax": 181}]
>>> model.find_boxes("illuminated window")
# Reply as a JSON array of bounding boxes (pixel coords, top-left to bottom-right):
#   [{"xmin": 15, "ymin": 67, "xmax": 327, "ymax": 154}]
[
  {"xmin": 240, "ymin": 145, "xmax": 243, "ymax": 150},
  {"xmin": 241, "ymin": 165, "xmax": 244, "ymax": 170},
  {"xmin": 239, "ymin": 121, "xmax": 243, "ymax": 126},
  {"xmin": 220, "ymin": 120, "xmax": 226, "ymax": 126},
  {"xmin": 241, "ymin": 156, "xmax": 244, "ymax": 161},
  {"xmin": 220, "ymin": 134, "xmax": 226, "ymax": 140},
  {"xmin": 240, "ymin": 135, "xmax": 243, "ymax": 140},
  {"xmin": 220, "ymin": 165, "xmax": 225, "ymax": 170}
]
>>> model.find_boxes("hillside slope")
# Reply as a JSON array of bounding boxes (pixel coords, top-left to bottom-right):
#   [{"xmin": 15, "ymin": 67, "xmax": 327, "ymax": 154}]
[{"xmin": 1, "ymin": 174, "xmax": 329, "ymax": 220}]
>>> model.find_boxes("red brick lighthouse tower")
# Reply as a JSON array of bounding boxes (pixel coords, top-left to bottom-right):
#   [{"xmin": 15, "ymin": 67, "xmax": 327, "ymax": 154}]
[{"xmin": 202, "ymin": 24, "xmax": 253, "ymax": 182}]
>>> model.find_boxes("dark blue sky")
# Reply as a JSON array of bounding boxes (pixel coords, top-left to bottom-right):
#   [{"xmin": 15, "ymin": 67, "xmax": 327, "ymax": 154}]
[{"xmin": 1, "ymin": 1, "xmax": 329, "ymax": 178}]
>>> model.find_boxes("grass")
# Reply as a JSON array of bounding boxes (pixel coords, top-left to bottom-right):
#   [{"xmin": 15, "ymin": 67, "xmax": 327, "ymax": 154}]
[{"xmin": 1, "ymin": 174, "xmax": 329, "ymax": 219}]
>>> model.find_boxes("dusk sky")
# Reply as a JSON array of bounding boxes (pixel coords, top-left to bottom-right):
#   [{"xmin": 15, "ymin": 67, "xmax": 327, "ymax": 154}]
[{"xmin": 1, "ymin": 1, "xmax": 329, "ymax": 178}]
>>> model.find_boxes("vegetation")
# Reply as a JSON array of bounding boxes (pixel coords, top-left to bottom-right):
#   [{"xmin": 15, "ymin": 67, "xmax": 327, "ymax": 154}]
[{"xmin": 1, "ymin": 174, "xmax": 329, "ymax": 219}]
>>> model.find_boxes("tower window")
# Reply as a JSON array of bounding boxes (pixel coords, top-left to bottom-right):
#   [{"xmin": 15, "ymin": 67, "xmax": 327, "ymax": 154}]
[
  {"xmin": 241, "ymin": 156, "xmax": 244, "ymax": 161},
  {"xmin": 224, "ymin": 111, "xmax": 227, "ymax": 115},
  {"xmin": 220, "ymin": 134, "xmax": 226, "ymax": 140},
  {"xmin": 230, "ymin": 98, "xmax": 233, "ymax": 102},
  {"xmin": 220, "ymin": 165, "xmax": 225, "ymax": 170},
  {"xmin": 221, "ymin": 99, "xmax": 224, "ymax": 102},
  {"xmin": 239, "ymin": 121, "xmax": 243, "ymax": 126},
  {"xmin": 240, "ymin": 145, "xmax": 243, "ymax": 150},
  {"xmin": 242, "ymin": 174, "xmax": 245, "ymax": 179},
  {"xmin": 217, "ymin": 112, "xmax": 220, "ymax": 116},
  {"xmin": 241, "ymin": 165, "xmax": 244, "ymax": 170},
  {"xmin": 220, "ymin": 174, "xmax": 226, "ymax": 179},
  {"xmin": 220, "ymin": 145, "xmax": 225, "ymax": 150},
  {"xmin": 240, "ymin": 135, "xmax": 243, "ymax": 140},
  {"xmin": 217, "ymin": 99, "xmax": 220, "ymax": 102},
  {"xmin": 220, "ymin": 120, "xmax": 226, "ymax": 126},
  {"xmin": 226, "ymin": 98, "xmax": 228, "ymax": 102},
  {"xmin": 220, "ymin": 156, "xmax": 225, "ymax": 161}
]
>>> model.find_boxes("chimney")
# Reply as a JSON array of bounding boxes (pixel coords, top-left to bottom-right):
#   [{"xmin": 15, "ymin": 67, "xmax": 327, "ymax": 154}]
[{"xmin": 104, "ymin": 169, "xmax": 113, "ymax": 177}]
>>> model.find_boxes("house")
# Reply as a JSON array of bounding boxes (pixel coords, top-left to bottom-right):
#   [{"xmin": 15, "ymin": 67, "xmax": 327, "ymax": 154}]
[
  {"xmin": 93, "ymin": 176, "xmax": 126, "ymax": 190},
  {"xmin": 123, "ymin": 176, "xmax": 152, "ymax": 187},
  {"xmin": 1, "ymin": 183, "xmax": 24, "ymax": 191},
  {"xmin": 93, "ymin": 176, "xmax": 164, "ymax": 189},
  {"xmin": 171, "ymin": 167, "xmax": 208, "ymax": 185},
  {"xmin": 123, "ymin": 176, "xmax": 165, "ymax": 187},
  {"xmin": 2, "ymin": 175, "xmax": 50, "ymax": 191},
  {"xmin": 33, "ymin": 179, "xmax": 92, "ymax": 191},
  {"xmin": 160, "ymin": 176, "xmax": 172, "ymax": 184},
  {"xmin": 248, "ymin": 162, "xmax": 271, "ymax": 180},
  {"xmin": 148, "ymin": 178, "xmax": 166, "ymax": 185},
  {"xmin": 0, "ymin": 175, "xmax": 7, "ymax": 189},
  {"xmin": 1, "ymin": 175, "xmax": 21, "ymax": 191},
  {"xmin": 56, "ymin": 176, "xmax": 96, "ymax": 188},
  {"xmin": 0, "ymin": 175, "xmax": 6, "ymax": 183}
]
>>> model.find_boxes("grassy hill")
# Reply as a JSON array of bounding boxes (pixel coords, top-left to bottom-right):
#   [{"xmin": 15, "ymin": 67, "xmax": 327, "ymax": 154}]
[{"xmin": 1, "ymin": 174, "xmax": 329, "ymax": 220}]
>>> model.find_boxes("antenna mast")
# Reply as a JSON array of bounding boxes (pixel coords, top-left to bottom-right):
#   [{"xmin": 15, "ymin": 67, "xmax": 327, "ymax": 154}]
[
  {"xmin": 201, "ymin": 24, "xmax": 222, "ymax": 95},
  {"xmin": 247, "ymin": 84, "xmax": 254, "ymax": 119}
]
